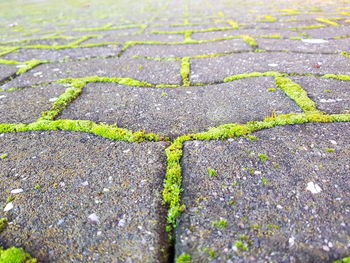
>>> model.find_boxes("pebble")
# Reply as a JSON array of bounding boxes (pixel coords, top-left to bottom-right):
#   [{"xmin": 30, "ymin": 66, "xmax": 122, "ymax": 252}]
[
  {"xmin": 4, "ymin": 202, "xmax": 14, "ymax": 212},
  {"xmin": 10, "ymin": 188, "xmax": 23, "ymax": 194}
]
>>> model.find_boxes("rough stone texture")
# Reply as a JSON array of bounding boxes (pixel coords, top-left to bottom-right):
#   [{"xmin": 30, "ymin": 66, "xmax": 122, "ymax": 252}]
[
  {"xmin": 1, "ymin": 0, "xmax": 350, "ymax": 261},
  {"xmin": 84, "ymin": 33, "xmax": 184, "ymax": 45},
  {"xmin": 257, "ymin": 39, "xmax": 350, "ymax": 53},
  {"xmin": 0, "ymin": 132, "xmax": 169, "ymax": 263},
  {"xmin": 1, "ymin": 58, "xmax": 181, "ymax": 89},
  {"xmin": 0, "ymin": 84, "xmax": 66, "ymax": 124},
  {"xmin": 190, "ymin": 53, "xmax": 350, "ymax": 84},
  {"xmin": 3, "ymin": 45, "xmax": 122, "ymax": 62},
  {"xmin": 123, "ymin": 39, "xmax": 251, "ymax": 59},
  {"xmin": 58, "ymin": 78, "xmax": 301, "ymax": 138},
  {"xmin": 302, "ymin": 26, "xmax": 350, "ymax": 38},
  {"xmin": 191, "ymin": 29, "xmax": 301, "ymax": 41},
  {"xmin": 291, "ymin": 76, "xmax": 350, "ymax": 114},
  {"xmin": 0, "ymin": 64, "xmax": 17, "ymax": 84},
  {"xmin": 177, "ymin": 123, "xmax": 350, "ymax": 262}
]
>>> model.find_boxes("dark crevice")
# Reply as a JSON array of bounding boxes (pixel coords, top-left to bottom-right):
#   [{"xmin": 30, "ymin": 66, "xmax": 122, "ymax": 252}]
[{"xmin": 0, "ymin": 72, "xmax": 18, "ymax": 87}]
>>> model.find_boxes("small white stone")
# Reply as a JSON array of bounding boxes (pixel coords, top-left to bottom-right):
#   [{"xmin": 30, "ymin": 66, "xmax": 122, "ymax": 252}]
[
  {"xmin": 81, "ymin": 181, "xmax": 89, "ymax": 186},
  {"xmin": 0, "ymin": 95, "xmax": 7, "ymax": 99},
  {"xmin": 97, "ymin": 231, "xmax": 102, "ymax": 236},
  {"xmin": 268, "ymin": 63, "xmax": 278, "ymax": 67},
  {"xmin": 103, "ymin": 188, "xmax": 110, "ymax": 192},
  {"xmin": 254, "ymin": 171, "xmax": 262, "ymax": 175},
  {"xmin": 88, "ymin": 213, "xmax": 99, "ymax": 224},
  {"xmin": 118, "ymin": 218, "xmax": 126, "ymax": 227},
  {"xmin": 301, "ymin": 39, "xmax": 328, "ymax": 44},
  {"xmin": 33, "ymin": 72, "xmax": 43, "ymax": 77},
  {"xmin": 322, "ymin": 245, "xmax": 330, "ymax": 251},
  {"xmin": 276, "ymin": 205, "xmax": 283, "ymax": 209},
  {"xmin": 11, "ymin": 188, "xmax": 23, "ymax": 194},
  {"xmin": 289, "ymin": 236, "xmax": 295, "ymax": 247},
  {"xmin": 306, "ymin": 182, "xmax": 322, "ymax": 194},
  {"xmin": 330, "ymin": 140, "xmax": 337, "ymax": 145},
  {"xmin": 49, "ymin": 97, "xmax": 58, "ymax": 102},
  {"xmin": 4, "ymin": 202, "xmax": 14, "ymax": 212},
  {"xmin": 186, "ymin": 91, "xmax": 192, "ymax": 94}
]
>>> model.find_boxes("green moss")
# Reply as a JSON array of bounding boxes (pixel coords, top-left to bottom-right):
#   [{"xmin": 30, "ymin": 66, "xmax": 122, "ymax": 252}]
[
  {"xmin": 73, "ymin": 24, "xmax": 142, "ymax": 32},
  {"xmin": 258, "ymin": 15, "xmax": 277, "ymax": 22},
  {"xmin": 325, "ymin": 148, "xmax": 335, "ymax": 153},
  {"xmin": 341, "ymin": 52, "xmax": 350, "ymax": 59},
  {"xmin": 315, "ymin": 18, "xmax": 339, "ymax": 27},
  {"xmin": 184, "ymin": 31, "xmax": 192, "ymax": 42},
  {"xmin": 234, "ymin": 241, "xmax": 248, "ymax": 251},
  {"xmin": 261, "ymin": 177, "xmax": 269, "ymax": 185},
  {"xmin": 39, "ymin": 82, "xmax": 84, "ymax": 121},
  {"xmin": 207, "ymin": 168, "xmax": 218, "ymax": 177},
  {"xmin": 267, "ymin": 88, "xmax": 276, "ymax": 92},
  {"xmin": 241, "ymin": 35, "xmax": 258, "ymax": 47},
  {"xmin": 278, "ymin": 9, "xmax": 300, "ymax": 16},
  {"xmin": 258, "ymin": 153, "xmax": 269, "ymax": 163},
  {"xmin": 292, "ymin": 25, "xmax": 326, "ymax": 30},
  {"xmin": 56, "ymin": 76, "xmax": 153, "ymax": 87},
  {"xmin": 176, "ymin": 253, "xmax": 191, "ymax": 263},
  {"xmin": 224, "ymin": 72, "xmax": 282, "ymax": 82},
  {"xmin": 0, "ymin": 247, "xmax": 37, "ymax": 263},
  {"xmin": 17, "ymin": 60, "xmax": 45, "ymax": 75},
  {"xmin": 258, "ymin": 35, "xmax": 282, "ymax": 39},
  {"xmin": 275, "ymin": 77, "xmax": 318, "ymax": 113},
  {"xmin": 0, "ymin": 153, "xmax": 8, "ymax": 159},
  {"xmin": 333, "ymin": 257, "xmax": 350, "ymax": 263},
  {"xmin": 267, "ymin": 224, "xmax": 279, "ymax": 230},
  {"xmin": 34, "ymin": 185, "xmax": 42, "ymax": 190},
  {"xmin": 0, "ymin": 218, "xmax": 7, "ymax": 232},
  {"xmin": 68, "ymin": 35, "xmax": 96, "ymax": 46},
  {"xmin": 212, "ymin": 219, "xmax": 228, "ymax": 229},
  {"xmin": 322, "ymin": 74, "xmax": 350, "ymax": 81},
  {"xmin": 181, "ymin": 57, "xmax": 191, "ymax": 86},
  {"xmin": 0, "ymin": 59, "xmax": 21, "ymax": 65},
  {"xmin": 203, "ymin": 248, "xmax": 218, "ymax": 260},
  {"xmin": 0, "ymin": 120, "xmax": 161, "ymax": 143},
  {"xmin": 289, "ymin": 37, "xmax": 302, "ymax": 40}
]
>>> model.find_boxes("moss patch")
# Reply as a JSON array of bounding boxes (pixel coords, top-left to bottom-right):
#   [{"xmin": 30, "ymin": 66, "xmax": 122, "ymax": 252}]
[
  {"xmin": 176, "ymin": 253, "xmax": 191, "ymax": 263},
  {"xmin": 181, "ymin": 57, "xmax": 191, "ymax": 86},
  {"xmin": 0, "ymin": 247, "xmax": 37, "ymax": 263}
]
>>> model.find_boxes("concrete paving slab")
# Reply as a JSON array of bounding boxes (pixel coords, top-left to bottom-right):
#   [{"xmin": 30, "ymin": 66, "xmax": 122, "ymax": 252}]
[
  {"xmin": 0, "ymin": 131, "xmax": 169, "ymax": 263},
  {"xmin": 2, "ymin": 58, "xmax": 181, "ymax": 89},
  {"xmin": 0, "ymin": 64, "xmax": 18, "ymax": 85},
  {"xmin": 58, "ymin": 78, "xmax": 301, "ymax": 138},
  {"xmin": 257, "ymin": 39, "xmax": 350, "ymax": 53},
  {"xmin": 3, "ymin": 46, "xmax": 122, "ymax": 62},
  {"xmin": 122, "ymin": 39, "xmax": 251, "ymax": 59},
  {"xmin": 177, "ymin": 123, "xmax": 350, "ymax": 262},
  {"xmin": 0, "ymin": 84, "xmax": 66, "ymax": 124},
  {"xmin": 190, "ymin": 53, "xmax": 350, "ymax": 84},
  {"xmin": 291, "ymin": 76, "xmax": 350, "ymax": 115}
]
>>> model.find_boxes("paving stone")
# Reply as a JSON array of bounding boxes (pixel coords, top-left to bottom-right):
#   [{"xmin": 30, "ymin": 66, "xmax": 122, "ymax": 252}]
[
  {"xmin": 291, "ymin": 76, "xmax": 350, "ymax": 114},
  {"xmin": 123, "ymin": 39, "xmax": 251, "ymax": 59},
  {"xmin": 3, "ymin": 45, "xmax": 122, "ymax": 62},
  {"xmin": 190, "ymin": 53, "xmax": 350, "ymax": 84},
  {"xmin": 177, "ymin": 123, "xmax": 350, "ymax": 262},
  {"xmin": 0, "ymin": 131, "xmax": 169, "ymax": 263},
  {"xmin": 191, "ymin": 29, "xmax": 301, "ymax": 41},
  {"xmin": 145, "ymin": 23, "xmax": 230, "ymax": 33},
  {"xmin": 0, "ymin": 84, "xmax": 66, "ymax": 124},
  {"xmin": 0, "ymin": 64, "xmax": 18, "ymax": 84},
  {"xmin": 2, "ymin": 58, "xmax": 181, "ymax": 89},
  {"xmin": 257, "ymin": 38, "xmax": 350, "ymax": 53},
  {"xmin": 0, "ymin": 38, "xmax": 75, "ymax": 47},
  {"xmin": 83, "ymin": 33, "xmax": 184, "ymax": 45},
  {"xmin": 302, "ymin": 26, "xmax": 350, "ymax": 38},
  {"xmin": 58, "ymin": 78, "xmax": 301, "ymax": 138}
]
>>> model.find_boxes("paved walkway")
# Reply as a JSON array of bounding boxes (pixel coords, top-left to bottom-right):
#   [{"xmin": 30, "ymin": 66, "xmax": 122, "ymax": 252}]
[{"xmin": 0, "ymin": 0, "xmax": 349, "ymax": 262}]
